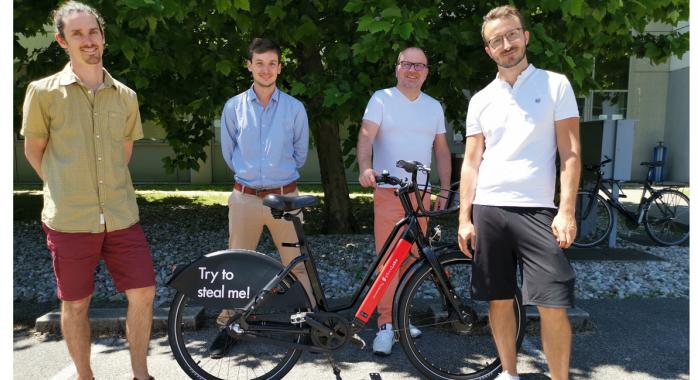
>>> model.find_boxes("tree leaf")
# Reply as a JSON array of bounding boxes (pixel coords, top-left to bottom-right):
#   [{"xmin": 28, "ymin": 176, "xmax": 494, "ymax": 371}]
[
  {"xmin": 367, "ymin": 19, "xmax": 392, "ymax": 34},
  {"xmin": 265, "ymin": 5, "xmax": 286, "ymax": 21},
  {"xmin": 233, "ymin": 0, "xmax": 250, "ymax": 11},
  {"xmin": 343, "ymin": 0, "xmax": 363, "ymax": 13},
  {"xmin": 380, "ymin": 6, "xmax": 402, "ymax": 19},
  {"xmin": 396, "ymin": 22, "xmax": 413, "ymax": 39},
  {"xmin": 215, "ymin": 60, "xmax": 232, "ymax": 76}
]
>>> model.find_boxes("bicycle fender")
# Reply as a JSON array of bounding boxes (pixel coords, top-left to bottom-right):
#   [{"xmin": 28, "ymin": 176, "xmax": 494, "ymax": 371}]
[{"xmin": 167, "ymin": 249, "xmax": 284, "ymax": 309}]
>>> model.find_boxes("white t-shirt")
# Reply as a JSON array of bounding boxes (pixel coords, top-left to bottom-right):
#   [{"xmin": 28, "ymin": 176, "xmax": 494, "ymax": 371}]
[
  {"xmin": 466, "ymin": 64, "xmax": 579, "ymax": 207},
  {"xmin": 363, "ymin": 87, "xmax": 446, "ymax": 187}
]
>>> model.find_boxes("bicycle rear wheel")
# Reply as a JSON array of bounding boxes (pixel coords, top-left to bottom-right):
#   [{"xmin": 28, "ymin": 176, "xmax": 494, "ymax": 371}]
[
  {"xmin": 572, "ymin": 191, "xmax": 612, "ymax": 248},
  {"xmin": 396, "ymin": 250, "xmax": 525, "ymax": 380},
  {"xmin": 644, "ymin": 189, "xmax": 689, "ymax": 246},
  {"xmin": 168, "ymin": 280, "xmax": 311, "ymax": 380}
]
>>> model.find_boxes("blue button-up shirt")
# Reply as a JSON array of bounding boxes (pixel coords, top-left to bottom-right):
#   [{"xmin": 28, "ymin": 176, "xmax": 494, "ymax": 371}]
[{"xmin": 220, "ymin": 86, "xmax": 309, "ymax": 188}]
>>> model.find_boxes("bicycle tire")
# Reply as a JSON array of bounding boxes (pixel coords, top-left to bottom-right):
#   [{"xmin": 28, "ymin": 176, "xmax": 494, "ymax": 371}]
[
  {"xmin": 572, "ymin": 191, "xmax": 613, "ymax": 248},
  {"xmin": 643, "ymin": 189, "xmax": 690, "ymax": 246},
  {"xmin": 395, "ymin": 250, "xmax": 525, "ymax": 380},
  {"xmin": 168, "ymin": 277, "xmax": 311, "ymax": 380}
]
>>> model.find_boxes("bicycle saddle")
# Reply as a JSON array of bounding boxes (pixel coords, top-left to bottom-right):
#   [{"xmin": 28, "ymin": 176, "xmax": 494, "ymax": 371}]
[
  {"xmin": 263, "ymin": 194, "xmax": 319, "ymax": 211},
  {"xmin": 640, "ymin": 161, "xmax": 663, "ymax": 168}
]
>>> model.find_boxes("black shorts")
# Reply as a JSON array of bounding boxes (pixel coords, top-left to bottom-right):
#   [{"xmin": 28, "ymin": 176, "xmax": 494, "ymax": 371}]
[{"xmin": 471, "ymin": 205, "xmax": 576, "ymax": 308}]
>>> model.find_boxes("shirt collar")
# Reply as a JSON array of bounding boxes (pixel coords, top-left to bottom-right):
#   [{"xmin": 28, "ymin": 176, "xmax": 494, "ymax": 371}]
[
  {"xmin": 57, "ymin": 62, "xmax": 115, "ymax": 89},
  {"xmin": 247, "ymin": 85, "xmax": 280, "ymax": 105},
  {"xmin": 495, "ymin": 63, "xmax": 536, "ymax": 89}
]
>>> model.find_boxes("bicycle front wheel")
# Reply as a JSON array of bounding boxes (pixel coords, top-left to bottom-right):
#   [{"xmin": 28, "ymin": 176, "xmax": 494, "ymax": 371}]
[
  {"xmin": 572, "ymin": 191, "xmax": 613, "ymax": 248},
  {"xmin": 644, "ymin": 189, "xmax": 690, "ymax": 246},
  {"xmin": 396, "ymin": 250, "xmax": 525, "ymax": 380},
  {"xmin": 168, "ymin": 280, "xmax": 311, "ymax": 380}
]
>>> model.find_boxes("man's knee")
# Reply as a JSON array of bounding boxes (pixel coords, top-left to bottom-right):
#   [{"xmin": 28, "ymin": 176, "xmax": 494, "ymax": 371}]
[
  {"xmin": 489, "ymin": 299, "xmax": 514, "ymax": 311},
  {"xmin": 537, "ymin": 305, "xmax": 569, "ymax": 322},
  {"xmin": 62, "ymin": 296, "xmax": 92, "ymax": 317},
  {"xmin": 125, "ymin": 285, "xmax": 156, "ymax": 306}
]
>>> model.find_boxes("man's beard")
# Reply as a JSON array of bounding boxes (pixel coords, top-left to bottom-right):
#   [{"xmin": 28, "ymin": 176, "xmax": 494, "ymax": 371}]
[{"xmin": 495, "ymin": 46, "xmax": 527, "ymax": 69}]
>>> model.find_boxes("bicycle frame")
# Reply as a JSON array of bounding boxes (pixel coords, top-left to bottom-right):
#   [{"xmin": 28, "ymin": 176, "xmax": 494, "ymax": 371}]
[
  {"xmin": 233, "ymin": 165, "xmax": 469, "ymax": 338},
  {"xmin": 586, "ymin": 163, "xmax": 660, "ymax": 226},
  {"xmin": 275, "ymin": 185, "xmax": 467, "ymax": 333}
]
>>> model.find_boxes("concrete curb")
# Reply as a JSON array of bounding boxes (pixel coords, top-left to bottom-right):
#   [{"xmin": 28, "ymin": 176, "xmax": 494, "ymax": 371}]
[
  {"xmin": 34, "ymin": 305, "xmax": 590, "ymax": 335},
  {"xmin": 35, "ymin": 307, "xmax": 204, "ymax": 334}
]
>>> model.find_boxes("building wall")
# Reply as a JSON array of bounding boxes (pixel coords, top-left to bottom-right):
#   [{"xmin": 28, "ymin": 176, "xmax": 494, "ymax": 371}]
[
  {"xmin": 663, "ymin": 66, "xmax": 689, "ymax": 182},
  {"xmin": 625, "ymin": 21, "xmax": 689, "ymax": 182},
  {"xmin": 626, "ymin": 57, "xmax": 670, "ymax": 179}
]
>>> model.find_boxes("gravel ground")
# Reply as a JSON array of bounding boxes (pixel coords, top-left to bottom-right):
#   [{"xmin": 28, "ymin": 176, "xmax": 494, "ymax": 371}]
[{"xmin": 13, "ymin": 210, "xmax": 689, "ymax": 307}]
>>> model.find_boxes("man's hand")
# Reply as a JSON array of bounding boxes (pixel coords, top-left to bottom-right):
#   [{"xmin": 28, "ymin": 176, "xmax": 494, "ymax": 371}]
[
  {"xmin": 551, "ymin": 212, "xmax": 577, "ymax": 249},
  {"xmin": 358, "ymin": 168, "xmax": 378, "ymax": 188},
  {"xmin": 435, "ymin": 189, "xmax": 450, "ymax": 210},
  {"xmin": 457, "ymin": 222, "xmax": 476, "ymax": 258}
]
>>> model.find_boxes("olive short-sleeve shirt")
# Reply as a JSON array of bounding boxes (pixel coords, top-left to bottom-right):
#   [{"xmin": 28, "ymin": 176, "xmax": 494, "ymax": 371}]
[{"xmin": 21, "ymin": 63, "xmax": 143, "ymax": 233}]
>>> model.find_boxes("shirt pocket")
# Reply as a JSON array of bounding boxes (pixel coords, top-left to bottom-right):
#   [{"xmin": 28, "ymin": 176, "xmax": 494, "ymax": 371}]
[{"xmin": 108, "ymin": 111, "xmax": 126, "ymax": 141}]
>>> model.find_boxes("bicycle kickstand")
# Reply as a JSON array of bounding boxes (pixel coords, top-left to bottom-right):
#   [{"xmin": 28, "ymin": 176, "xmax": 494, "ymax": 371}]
[{"xmin": 325, "ymin": 352, "xmax": 342, "ymax": 379}]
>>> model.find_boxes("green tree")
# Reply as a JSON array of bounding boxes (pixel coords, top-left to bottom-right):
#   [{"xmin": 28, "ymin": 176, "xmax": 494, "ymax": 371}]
[{"xmin": 14, "ymin": 0, "xmax": 689, "ymax": 233}]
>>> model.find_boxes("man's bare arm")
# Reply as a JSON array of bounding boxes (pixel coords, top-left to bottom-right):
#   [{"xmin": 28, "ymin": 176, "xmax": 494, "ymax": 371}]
[
  {"xmin": 357, "ymin": 119, "xmax": 380, "ymax": 188},
  {"xmin": 24, "ymin": 137, "xmax": 48, "ymax": 181},
  {"xmin": 552, "ymin": 116, "xmax": 581, "ymax": 248},
  {"xmin": 124, "ymin": 140, "xmax": 135, "ymax": 164},
  {"xmin": 433, "ymin": 133, "xmax": 452, "ymax": 209},
  {"xmin": 457, "ymin": 134, "xmax": 484, "ymax": 256}
]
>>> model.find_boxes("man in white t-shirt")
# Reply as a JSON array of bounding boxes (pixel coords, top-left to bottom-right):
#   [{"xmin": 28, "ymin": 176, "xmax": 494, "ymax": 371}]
[
  {"xmin": 357, "ymin": 46, "xmax": 452, "ymax": 356},
  {"xmin": 457, "ymin": 6, "xmax": 581, "ymax": 380}
]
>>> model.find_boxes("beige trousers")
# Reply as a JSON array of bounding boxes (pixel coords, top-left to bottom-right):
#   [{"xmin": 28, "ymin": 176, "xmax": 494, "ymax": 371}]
[{"xmin": 217, "ymin": 189, "xmax": 314, "ymax": 326}]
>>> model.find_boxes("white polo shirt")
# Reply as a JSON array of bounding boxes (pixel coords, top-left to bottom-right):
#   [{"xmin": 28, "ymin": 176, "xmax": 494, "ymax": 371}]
[
  {"xmin": 363, "ymin": 87, "xmax": 446, "ymax": 187},
  {"xmin": 466, "ymin": 64, "xmax": 579, "ymax": 207}
]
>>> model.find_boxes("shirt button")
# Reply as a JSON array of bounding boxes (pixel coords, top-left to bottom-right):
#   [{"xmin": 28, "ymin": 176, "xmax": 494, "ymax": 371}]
[
  {"xmin": 96, "ymin": 135, "xmax": 100, "ymax": 138},
  {"xmin": 99, "ymin": 180, "xmax": 103, "ymax": 184},
  {"xmin": 98, "ymin": 157, "xmax": 102, "ymax": 161}
]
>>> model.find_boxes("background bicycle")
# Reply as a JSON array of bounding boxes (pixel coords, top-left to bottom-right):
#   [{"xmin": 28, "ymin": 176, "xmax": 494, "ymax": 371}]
[{"xmin": 573, "ymin": 158, "xmax": 689, "ymax": 247}]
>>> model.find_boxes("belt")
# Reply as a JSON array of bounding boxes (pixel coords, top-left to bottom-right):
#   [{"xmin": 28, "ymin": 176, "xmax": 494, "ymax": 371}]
[{"xmin": 233, "ymin": 182, "xmax": 297, "ymax": 198}]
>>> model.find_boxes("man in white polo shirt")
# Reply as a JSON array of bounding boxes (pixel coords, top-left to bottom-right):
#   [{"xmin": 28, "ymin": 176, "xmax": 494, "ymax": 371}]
[
  {"xmin": 457, "ymin": 5, "xmax": 581, "ymax": 380},
  {"xmin": 357, "ymin": 46, "xmax": 451, "ymax": 356}
]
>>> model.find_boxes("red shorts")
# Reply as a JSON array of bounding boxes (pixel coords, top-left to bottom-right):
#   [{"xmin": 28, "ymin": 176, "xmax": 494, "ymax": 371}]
[{"xmin": 42, "ymin": 223, "xmax": 156, "ymax": 301}]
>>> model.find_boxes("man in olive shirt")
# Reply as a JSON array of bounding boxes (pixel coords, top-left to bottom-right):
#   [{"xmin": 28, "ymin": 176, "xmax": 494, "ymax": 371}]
[{"xmin": 21, "ymin": 2, "xmax": 156, "ymax": 379}]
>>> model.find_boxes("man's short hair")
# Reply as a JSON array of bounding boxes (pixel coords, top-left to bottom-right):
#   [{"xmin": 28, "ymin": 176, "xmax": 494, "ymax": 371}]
[
  {"xmin": 52, "ymin": 1, "xmax": 105, "ymax": 39},
  {"xmin": 481, "ymin": 5, "xmax": 526, "ymax": 43},
  {"xmin": 248, "ymin": 38, "xmax": 282, "ymax": 61},
  {"xmin": 396, "ymin": 47, "xmax": 428, "ymax": 65}
]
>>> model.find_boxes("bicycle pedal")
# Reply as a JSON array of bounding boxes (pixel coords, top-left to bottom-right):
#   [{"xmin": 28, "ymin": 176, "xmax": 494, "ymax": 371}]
[
  {"xmin": 430, "ymin": 225, "xmax": 442, "ymax": 243},
  {"xmin": 350, "ymin": 333, "xmax": 366, "ymax": 349},
  {"xmin": 290, "ymin": 311, "xmax": 310, "ymax": 325}
]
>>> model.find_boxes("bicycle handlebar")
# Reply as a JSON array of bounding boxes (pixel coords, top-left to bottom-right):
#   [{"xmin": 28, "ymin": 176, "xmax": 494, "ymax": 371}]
[{"xmin": 376, "ymin": 160, "xmax": 459, "ymax": 218}]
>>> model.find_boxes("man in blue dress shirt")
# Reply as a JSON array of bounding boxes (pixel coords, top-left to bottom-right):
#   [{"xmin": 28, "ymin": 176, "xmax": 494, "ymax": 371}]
[{"xmin": 211, "ymin": 37, "xmax": 312, "ymax": 358}]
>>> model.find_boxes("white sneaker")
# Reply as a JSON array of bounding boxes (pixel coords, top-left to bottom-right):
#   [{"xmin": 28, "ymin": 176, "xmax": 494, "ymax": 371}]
[
  {"xmin": 408, "ymin": 323, "xmax": 422, "ymax": 338},
  {"xmin": 372, "ymin": 323, "xmax": 396, "ymax": 356},
  {"xmin": 494, "ymin": 371, "xmax": 520, "ymax": 380}
]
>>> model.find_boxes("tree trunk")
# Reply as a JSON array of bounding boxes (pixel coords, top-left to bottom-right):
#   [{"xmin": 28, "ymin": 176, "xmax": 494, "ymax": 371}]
[{"xmin": 314, "ymin": 120, "xmax": 357, "ymax": 233}]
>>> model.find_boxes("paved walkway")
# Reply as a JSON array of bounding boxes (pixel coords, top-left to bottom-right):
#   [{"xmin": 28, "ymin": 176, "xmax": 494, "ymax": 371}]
[{"xmin": 13, "ymin": 299, "xmax": 689, "ymax": 379}]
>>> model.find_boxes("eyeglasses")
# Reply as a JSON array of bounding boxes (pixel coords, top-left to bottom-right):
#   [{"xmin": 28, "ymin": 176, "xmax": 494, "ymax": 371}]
[
  {"xmin": 487, "ymin": 27, "xmax": 524, "ymax": 50},
  {"xmin": 398, "ymin": 61, "xmax": 428, "ymax": 72}
]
